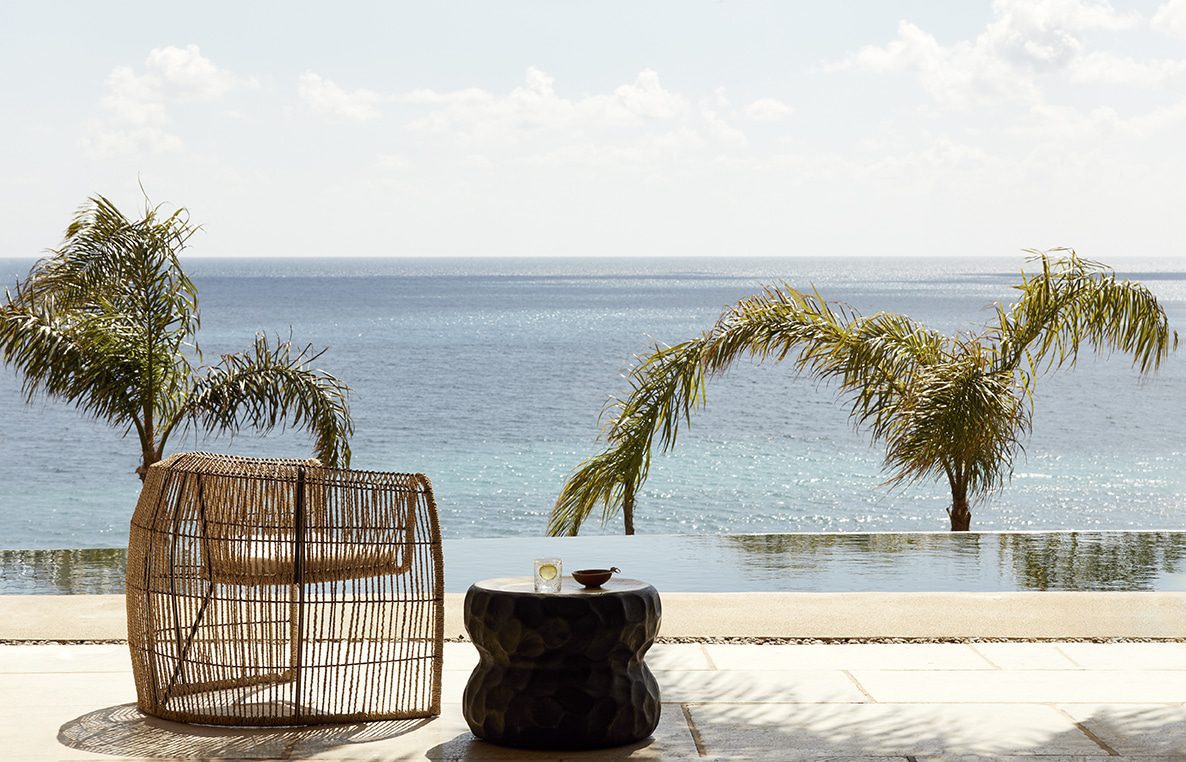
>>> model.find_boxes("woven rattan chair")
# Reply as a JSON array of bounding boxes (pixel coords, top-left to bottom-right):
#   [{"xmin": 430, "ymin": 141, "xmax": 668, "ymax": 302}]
[{"xmin": 125, "ymin": 452, "xmax": 444, "ymax": 726}]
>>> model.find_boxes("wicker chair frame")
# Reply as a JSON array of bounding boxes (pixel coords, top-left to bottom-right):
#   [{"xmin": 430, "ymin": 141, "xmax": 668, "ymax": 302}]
[{"xmin": 126, "ymin": 452, "xmax": 444, "ymax": 726}]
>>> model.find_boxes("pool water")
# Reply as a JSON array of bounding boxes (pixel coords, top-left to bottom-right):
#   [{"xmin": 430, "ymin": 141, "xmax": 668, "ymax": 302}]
[{"xmin": 3, "ymin": 531, "xmax": 1184, "ymax": 595}]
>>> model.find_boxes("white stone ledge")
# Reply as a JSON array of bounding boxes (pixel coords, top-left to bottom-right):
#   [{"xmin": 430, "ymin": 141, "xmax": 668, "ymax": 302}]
[{"xmin": 2, "ymin": 591, "xmax": 1184, "ymax": 641}]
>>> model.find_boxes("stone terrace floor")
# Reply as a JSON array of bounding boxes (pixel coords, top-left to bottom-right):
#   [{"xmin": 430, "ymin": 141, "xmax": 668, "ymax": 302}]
[{"xmin": 5, "ymin": 641, "xmax": 1186, "ymax": 761}]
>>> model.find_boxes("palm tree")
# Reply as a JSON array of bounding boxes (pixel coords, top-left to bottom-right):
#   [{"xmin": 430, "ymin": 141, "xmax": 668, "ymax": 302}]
[
  {"xmin": 0, "ymin": 195, "xmax": 353, "ymax": 479},
  {"xmin": 549, "ymin": 252, "xmax": 1177, "ymax": 535}
]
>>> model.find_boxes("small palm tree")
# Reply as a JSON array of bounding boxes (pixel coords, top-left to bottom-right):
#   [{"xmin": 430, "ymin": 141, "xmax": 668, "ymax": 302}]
[
  {"xmin": 0, "ymin": 195, "xmax": 353, "ymax": 479},
  {"xmin": 549, "ymin": 252, "xmax": 1177, "ymax": 535}
]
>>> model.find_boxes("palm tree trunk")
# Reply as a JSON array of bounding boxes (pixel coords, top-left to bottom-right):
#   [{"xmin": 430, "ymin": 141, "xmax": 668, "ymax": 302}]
[
  {"xmin": 949, "ymin": 496, "xmax": 972, "ymax": 531},
  {"xmin": 137, "ymin": 411, "xmax": 160, "ymax": 481},
  {"xmin": 137, "ymin": 447, "xmax": 161, "ymax": 481},
  {"xmin": 623, "ymin": 480, "xmax": 635, "ymax": 535}
]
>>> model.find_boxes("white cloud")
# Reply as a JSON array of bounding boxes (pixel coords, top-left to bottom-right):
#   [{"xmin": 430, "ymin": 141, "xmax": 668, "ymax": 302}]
[
  {"xmin": 458, "ymin": 153, "xmax": 495, "ymax": 170},
  {"xmin": 861, "ymin": 138, "xmax": 994, "ymax": 180},
  {"xmin": 827, "ymin": 0, "xmax": 1145, "ymax": 109},
  {"xmin": 1012, "ymin": 100, "xmax": 1186, "ymax": 143},
  {"xmin": 375, "ymin": 153, "xmax": 409, "ymax": 171},
  {"xmin": 144, "ymin": 45, "xmax": 243, "ymax": 100},
  {"xmin": 987, "ymin": 0, "xmax": 1137, "ymax": 64},
  {"xmin": 100, "ymin": 67, "xmax": 170, "ymax": 128},
  {"xmin": 698, "ymin": 89, "xmax": 747, "ymax": 146},
  {"xmin": 370, "ymin": 69, "xmax": 776, "ymax": 169},
  {"xmin": 298, "ymin": 72, "xmax": 383, "ymax": 122},
  {"xmin": 701, "ymin": 108, "xmax": 747, "ymax": 146},
  {"xmin": 1070, "ymin": 51, "xmax": 1186, "ymax": 85},
  {"xmin": 1152, "ymin": 0, "xmax": 1186, "ymax": 38},
  {"xmin": 611, "ymin": 69, "xmax": 686, "ymax": 120},
  {"xmin": 828, "ymin": 19, "xmax": 1037, "ymax": 109},
  {"xmin": 400, "ymin": 67, "xmax": 689, "ymax": 141},
  {"xmin": 524, "ymin": 127, "xmax": 707, "ymax": 167},
  {"xmin": 83, "ymin": 45, "xmax": 249, "ymax": 157},
  {"xmin": 744, "ymin": 98, "xmax": 793, "ymax": 122}
]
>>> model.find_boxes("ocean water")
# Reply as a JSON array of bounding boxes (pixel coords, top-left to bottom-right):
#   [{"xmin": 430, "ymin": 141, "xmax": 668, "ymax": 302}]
[{"xmin": 0, "ymin": 256, "xmax": 1183, "ymax": 549}]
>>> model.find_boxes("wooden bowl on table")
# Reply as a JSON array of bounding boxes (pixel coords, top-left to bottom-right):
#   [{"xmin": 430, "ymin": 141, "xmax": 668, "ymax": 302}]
[{"xmin": 572, "ymin": 567, "xmax": 621, "ymax": 589}]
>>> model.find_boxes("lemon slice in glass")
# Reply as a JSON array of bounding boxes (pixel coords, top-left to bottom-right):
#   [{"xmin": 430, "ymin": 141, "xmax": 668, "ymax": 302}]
[{"xmin": 538, "ymin": 563, "xmax": 558, "ymax": 581}]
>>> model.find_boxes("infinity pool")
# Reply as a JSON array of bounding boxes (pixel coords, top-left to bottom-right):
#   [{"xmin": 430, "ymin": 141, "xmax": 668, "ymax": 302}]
[{"xmin": 3, "ymin": 531, "xmax": 1185, "ymax": 595}]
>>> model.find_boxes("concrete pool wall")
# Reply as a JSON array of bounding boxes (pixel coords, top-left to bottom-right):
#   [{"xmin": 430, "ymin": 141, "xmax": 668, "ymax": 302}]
[
  {"xmin": 3, "ymin": 530, "xmax": 1186, "ymax": 595},
  {"xmin": 5, "ymin": 531, "xmax": 1185, "ymax": 641}
]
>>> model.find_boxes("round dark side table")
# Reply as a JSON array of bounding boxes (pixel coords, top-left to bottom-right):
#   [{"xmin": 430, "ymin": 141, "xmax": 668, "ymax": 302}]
[{"xmin": 462, "ymin": 576, "xmax": 662, "ymax": 750}]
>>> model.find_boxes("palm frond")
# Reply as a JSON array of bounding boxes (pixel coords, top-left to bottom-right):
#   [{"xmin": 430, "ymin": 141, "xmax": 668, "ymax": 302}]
[
  {"xmin": 882, "ymin": 345, "xmax": 1026, "ymax": 497},
  {"xmin": 548, "ymin": 444, "xmax": 643, "ymax": 537},
  {"xmin": 17, "ymin": 195, "xmax": 198, "ymax": 319},
  {"xmin": 5, "ymin": 195, "xmax": 201, "ymax": 429},
  {"xmin": 172, "ymin": 333, "xmax": 354, "ymax": 467},
  {"xmin": 549, "ymin": 285, "xmax": 945, "ymax": 535},
  {"xmin": 995, "ymin": 250, "xmax": 1178, "ymax": 380},
  {"xmin": 0, "ymin": 300, "xmax": 139, "ymax": 424},
  {"xmin": 704, "ymin": 287, "xmax": 949, "ymax": 437}
]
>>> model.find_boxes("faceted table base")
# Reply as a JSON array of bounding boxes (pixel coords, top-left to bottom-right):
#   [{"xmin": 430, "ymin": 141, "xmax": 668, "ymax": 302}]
[{"xmin": 462, "ymin": 577, "xmax": 661, "ymax": 749}]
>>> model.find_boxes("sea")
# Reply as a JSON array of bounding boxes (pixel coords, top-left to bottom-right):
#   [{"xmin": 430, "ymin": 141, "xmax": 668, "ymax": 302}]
[{"xmin": 1, "ymin": 256, "xmax": 1183, "ymax": 549}]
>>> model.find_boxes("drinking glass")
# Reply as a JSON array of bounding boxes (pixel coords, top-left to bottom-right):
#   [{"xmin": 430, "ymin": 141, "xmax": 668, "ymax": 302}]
[{"xmin": 533, "ymin": 558, "xmax": 562, "ymax": 593}]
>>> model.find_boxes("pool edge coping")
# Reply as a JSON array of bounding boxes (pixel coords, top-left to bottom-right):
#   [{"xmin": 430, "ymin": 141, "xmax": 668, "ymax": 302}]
[{"xmin": 3, "ymin": 591, "xmax": 1184, "ymax": 642}]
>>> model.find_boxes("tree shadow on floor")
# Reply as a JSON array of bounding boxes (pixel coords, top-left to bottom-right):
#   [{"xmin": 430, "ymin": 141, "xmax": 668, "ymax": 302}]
[
  {"xmin": 682, "ymin": 701, "xmax": 1186, "ymax": 759},
  {"xmin": 58, "ymin": 703, "xmax": 431, "ymax": 759}
]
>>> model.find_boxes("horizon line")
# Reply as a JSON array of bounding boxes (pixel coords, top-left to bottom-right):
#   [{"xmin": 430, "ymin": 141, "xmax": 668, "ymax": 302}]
[{"xmin": 1, "ymin": 252, "xmax": 1178, "ymax": 262}]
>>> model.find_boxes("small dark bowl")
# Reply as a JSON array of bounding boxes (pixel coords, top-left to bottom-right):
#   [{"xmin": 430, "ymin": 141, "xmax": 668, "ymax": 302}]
[{"xmin": 572, "ymin": 567, "xmax": 620, "ymax": 588}]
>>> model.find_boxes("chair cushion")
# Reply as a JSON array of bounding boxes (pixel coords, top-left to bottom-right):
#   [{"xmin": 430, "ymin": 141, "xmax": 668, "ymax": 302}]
[{"xmin": 207, "ymin": 531, "xmax": 402, "ymax": 584}]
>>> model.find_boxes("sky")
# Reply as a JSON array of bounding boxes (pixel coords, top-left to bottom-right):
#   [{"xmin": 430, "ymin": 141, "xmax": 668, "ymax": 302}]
[{"xmin": 2, "ymin": 0, "xmax": 1185, "ymax": 259}]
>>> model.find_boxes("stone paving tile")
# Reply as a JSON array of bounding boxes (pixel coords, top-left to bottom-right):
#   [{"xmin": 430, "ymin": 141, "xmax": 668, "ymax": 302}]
[
  {"xmin": 441, "ymin": 668, "xmax": 474, "ymax": 703},
  {"xmin": 970, "ymin": 642, "xmax": 1080, "ymax": 670},
  {"xmin": 46, "ymin": 700, "xmax": 698, "ymax": 761},
  {"xmin": 703, "ymin": 643, "xmax": 993, "ymax": 671},
  {"xmin": 917, "ymin": 757, "xmax": 1186, "ymax": 761},
  {"xmin": 362, "ymin": 640, "xmax": 711, "ymax": 669},
  {"xmin": 5, "ymin": 644, "xmax": 1186, "ymax": 759},
  {"xmin": 656, "ymin": 669, "xmax": 868, "ymax": 703},
  {"xmin": 287, "ymin": 702, "xmax": 699, "ymax": 760},
  {"xmin": 912, "ymin": 756, "xmax": 1119, "ymax": 761},
  {"xmin": 851, "ymin": 669, "xmax": 1186, "ymax": 704},
  {"xmin": 644, "ymin": 643, "xmax": 715, "ymax": 671},
  {"xmin": 51, "ymin": 701, "xmax": 307, "ymax": 760},
  {"xmin": 687, "ymin": 702, "xmax": 1106, "ymax": 759},
  {"xmin": 1055, "ymin": 642, "xmax": 1186, "ymax": 670},
  {"xmin": 0, "ymin": 643, "xmax": 131, "ymax": 673},
  {"xmin": 444, "ymin": 643, "xmax": 714, "ymax": 673},
  {"xmin": 443, "ymin": 642, "xmax": 479, "ymax": 672},
  {"xmin": 2, "ymin": 643, "xmax": 472, "ymax": 675},
  {"xmin": 2, "ymin": 703, "xmax": 124, "ymax": 761},
  {"xmin": 0, "ymin": 672, "xmax": 136, "ymax": 708},
  {"xmin": 1059, "ymin": 703, "xmax": 1186, "ymax": 757}
]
